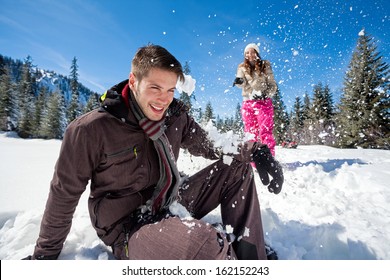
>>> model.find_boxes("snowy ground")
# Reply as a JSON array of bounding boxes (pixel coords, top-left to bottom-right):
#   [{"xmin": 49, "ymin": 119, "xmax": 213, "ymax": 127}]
[{"xmin": 1, "ymin": 131, "xmax": 390, "ymax": 260}]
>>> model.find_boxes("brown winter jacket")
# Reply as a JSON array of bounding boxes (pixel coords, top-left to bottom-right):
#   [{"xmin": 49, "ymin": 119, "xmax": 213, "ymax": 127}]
[
  {"xmin": 33, "ymin": 80, "xmax": 255, "ymax": 259},
  {"xmin": 235, "ymin": 60, "xmax": 277, "ymax": 101}
]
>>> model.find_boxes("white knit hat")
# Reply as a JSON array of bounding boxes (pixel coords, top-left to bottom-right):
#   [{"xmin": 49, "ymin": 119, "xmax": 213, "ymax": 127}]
[{"xmin": 244, "ymin": 43, "xmax": 260, "ymax": 55}]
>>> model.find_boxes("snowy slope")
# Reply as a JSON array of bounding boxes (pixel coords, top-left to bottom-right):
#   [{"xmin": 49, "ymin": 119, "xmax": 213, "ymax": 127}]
[{"xmin": 0, "ymin": 131, "xmax": 389, "ymax": 260}]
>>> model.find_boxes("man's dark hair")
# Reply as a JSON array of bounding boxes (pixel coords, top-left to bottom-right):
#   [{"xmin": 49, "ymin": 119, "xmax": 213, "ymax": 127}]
[{"xmin": 132, "ymin": 44, "xmax": 184, "ymax": 83}]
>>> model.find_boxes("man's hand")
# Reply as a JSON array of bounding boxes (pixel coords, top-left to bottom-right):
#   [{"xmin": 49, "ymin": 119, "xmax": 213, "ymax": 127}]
[{"xmin": 252, "ymin": 145, "xmax": 284, "ymax": 194}]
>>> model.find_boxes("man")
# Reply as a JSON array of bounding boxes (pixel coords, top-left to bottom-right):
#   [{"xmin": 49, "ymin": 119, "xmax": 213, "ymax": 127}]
[{"xmin": 27, "ymin": 44, "xmax": 283, "ymax": 260}]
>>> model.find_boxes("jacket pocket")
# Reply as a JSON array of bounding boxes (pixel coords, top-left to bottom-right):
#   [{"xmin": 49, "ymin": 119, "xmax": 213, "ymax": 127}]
[
  {"xmin": 106, "ymin": 145, "xmax": 138, "ymax": 163},
  {"xmin": 89, "ymin": 185, "xmax": 155, "ymax": 245},
  {"xmin": 98, "ymin": 144, "xmax": 151, "ymax": 187},
  {"xmin": 89, "ymin": 193, "xmax": 140, "ymax": 242}
]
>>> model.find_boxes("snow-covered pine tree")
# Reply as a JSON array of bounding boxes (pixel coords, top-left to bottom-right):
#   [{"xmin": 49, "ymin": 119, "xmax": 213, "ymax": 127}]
[
  {"xmin": 308, "ymin": 83, "xmax": 335, "ymax": 145},
  {"xmin": 83, "ymin": 93, "xmax": 100, "ymax": 114},
  {"xmin": 40, "ymin": 91, "xmax": 66, "ymax": 139},
  {"xmin": 215, "ymin": 115, "xmax": 224, "ymax": 131},
  {"xmin": 17, "ymin": 56, "xmax": 36, "ymax": 138},
  {"xmin": 232, "ymin": 103, "xmax": 244, "ymax": 136},
  {"xmin": 202, "ymin": 101, "xmax": 215, "ymax": 125},
  {"xmin": 0, "ymin": 66, "xmax": 17, "ymax": 131},
  {"xmin": 33, "ymin": 86, "xmax": 48, "ymax": 137},
  {"xmin": 0, "ymin": 55, "xmax": 5, "ymax": 76},
  {"xmin": 337, "ymin": 30, "xmax": 390, "ymax": 149},
  {"xmin": 222, "ymin": 116, "xmax": 234, "ymax": 133},
  {"xmin": 191, "ymin": 106, "xmax": 203, "ymax": 123}
]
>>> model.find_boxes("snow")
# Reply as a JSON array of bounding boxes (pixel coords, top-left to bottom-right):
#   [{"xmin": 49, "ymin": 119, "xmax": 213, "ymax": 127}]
[
  {"xmin": 1, "ymin": 131, "xmax": 390, "ymax": 260},
  {"xmin": 176, "ymin": 74, "xmax": 196, "ymax": 96}
]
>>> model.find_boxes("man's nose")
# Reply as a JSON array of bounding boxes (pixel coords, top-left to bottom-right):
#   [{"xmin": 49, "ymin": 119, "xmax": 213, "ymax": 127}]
[{"xmin": 157, "ymin": 91, "xmax": 172, "ymax": 102}]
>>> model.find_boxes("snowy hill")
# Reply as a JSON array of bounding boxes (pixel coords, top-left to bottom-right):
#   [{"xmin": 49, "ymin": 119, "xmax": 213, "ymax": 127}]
[
  {"xmin": 34, "ymin": 68, "xmax": 97, "ymax": 105},
  {"xmin": 0, "ymin": 54, "xmax": 97, "ymax": 105},
  {"xmin": 0, "ymin": 131, "xmax": 389, "ymax": 260}
]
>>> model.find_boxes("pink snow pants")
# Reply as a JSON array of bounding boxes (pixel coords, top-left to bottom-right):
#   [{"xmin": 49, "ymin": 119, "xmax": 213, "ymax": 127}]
[{"xmin": 241, "ymin": 98, "xmax": 276, "ymax": 156}]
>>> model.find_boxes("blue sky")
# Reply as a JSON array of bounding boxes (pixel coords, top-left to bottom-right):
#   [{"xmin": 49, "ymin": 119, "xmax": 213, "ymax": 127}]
[{"xmin": 1, "ymin": 0, "xmax": 389, "ymax": 117}]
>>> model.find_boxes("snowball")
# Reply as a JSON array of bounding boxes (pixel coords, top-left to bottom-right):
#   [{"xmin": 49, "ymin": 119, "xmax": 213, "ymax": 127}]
[{"xmin": 176, "ymin": 74, "xmax": 196, "ymax": 96}]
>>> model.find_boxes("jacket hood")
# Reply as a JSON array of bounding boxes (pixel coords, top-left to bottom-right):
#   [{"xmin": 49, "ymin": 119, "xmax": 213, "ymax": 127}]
[{"xmin": 99, "ymin": 80, "xmax": 131, "ymax": 122}]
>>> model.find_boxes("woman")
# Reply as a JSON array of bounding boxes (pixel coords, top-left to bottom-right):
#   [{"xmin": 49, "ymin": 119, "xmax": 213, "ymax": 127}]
[{"xmin": 234, "ymin": 43, "xmax": 277, "ymax": 156}]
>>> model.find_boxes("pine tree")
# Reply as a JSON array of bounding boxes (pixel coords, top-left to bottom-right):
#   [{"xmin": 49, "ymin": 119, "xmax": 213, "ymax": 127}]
[
  {"xmin": 40, "ymin": 91, "xmax": 66, "ymax": 139},
  {"xmin": 272, "ymin": 88, "xmax": 289, "ymax": 144},
  {"xmin": 300, "ymin": 92, "xmax": 312, "ymax": 144},
  {"xmin": 323, "ymin": 84, "xmax": 334, "ymax": 121},
  {"xmin": 179, "ymin": 61, "xmax": 195, "ymax": 115},
  {"xmin": 0, "ymin": 55, "xmax": 5, "ymax": 76},
  {"xmin": 17, "ymin": 55, "xmax": 36, "ymax": 138},
  {"xmin": 215, "ymin": 115, "xmax": 223, "ymax": 131},
  {"xmin": 33, "ymin": 86, "xmax": 48, "ymax": 137},
  {"xmin": 289, "ymin": 96, "xmax": 304, "ymax": 141},
  {"xmin": 0, "ymin": 66, "xmax": 17, "ymax": 130},
  {"xmin": 223, "ymin": 116, "xmax": 234, "ymax": 133},
  {"xmin": 322, "ymin": 84, "xmax": 337, "ymax": 146},
  {"xmin": 310, "ymin": 83, "xmax": 327, "ymax": 122},
  {"xmin": 337, "ymin": 30, "xmax": 390, "ymax": 149},
  {"xmin": 202, "ymin": 101, "xmax": 215, "ymax": 124},
  {"xmin": 307, "ymin": 82, "xmax": 335, "ymax": 144},
  {"xmin": 232, "ymin": 103, "xmax": 244, "ymax": 136},
  {"xmin": 194, "ymin": 106, "xmax": 203, "ymax": 123},
  {"xmin": 302, "ymin": 92, "xmax": 311, "ymax": 121},
  {"xmin": 67, "ymin": 56, "xmax": 80, "ymax": 124},
  {"xmin": 83, "ymin": 93, "xmax": 100, "ymax": 114}
]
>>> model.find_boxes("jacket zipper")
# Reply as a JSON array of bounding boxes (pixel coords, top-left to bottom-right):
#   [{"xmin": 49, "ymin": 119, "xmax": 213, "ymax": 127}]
[{"xmin": 106, "ymin": 147, "xmax": 133, "ymax": 158}]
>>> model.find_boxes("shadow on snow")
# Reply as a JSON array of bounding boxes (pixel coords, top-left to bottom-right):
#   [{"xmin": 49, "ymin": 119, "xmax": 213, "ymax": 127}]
[
  {"xmin": 283, "ymin": 159, "xmax": 368, "ymax": 173},
  {"xmin": 262, "ymin": 208, "xmax": 377, "ymax": 260}
]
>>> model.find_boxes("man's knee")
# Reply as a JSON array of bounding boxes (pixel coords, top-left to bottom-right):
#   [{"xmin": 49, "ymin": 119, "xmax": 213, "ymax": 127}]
[{"xmin": 127, "ymin": 216, "xmax": 232, "ymax": 260}]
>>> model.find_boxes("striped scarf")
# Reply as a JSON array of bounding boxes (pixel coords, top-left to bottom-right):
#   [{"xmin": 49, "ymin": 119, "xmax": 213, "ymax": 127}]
[{"xmin": 127, "ymin": 86, "xmax": 181, "ymax": 215}]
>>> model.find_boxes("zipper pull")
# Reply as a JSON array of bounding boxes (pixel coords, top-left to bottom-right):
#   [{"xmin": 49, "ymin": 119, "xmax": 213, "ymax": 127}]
[
  {"xmin": 133, "ymin": 147, "xmax": 138, "ymax": 159},
  {"xmin": 124, "ymin": 232, "xmax": 129, "ymax": 258}
]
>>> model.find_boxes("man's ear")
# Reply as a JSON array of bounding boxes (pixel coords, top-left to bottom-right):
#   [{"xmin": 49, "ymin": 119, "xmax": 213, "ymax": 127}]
[{"xmin": 129, "ymin": 72, "xmax": 136, "ymax": 91}]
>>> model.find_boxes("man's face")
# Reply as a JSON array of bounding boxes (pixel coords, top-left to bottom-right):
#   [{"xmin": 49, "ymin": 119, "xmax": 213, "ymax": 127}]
[{"xmin": 129, "ymin": 68, "xmax": 177, "ymax": 121}]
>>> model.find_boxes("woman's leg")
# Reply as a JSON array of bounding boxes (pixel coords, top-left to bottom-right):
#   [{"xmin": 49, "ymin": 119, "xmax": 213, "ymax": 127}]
[
  {"xmin": 255, "ymin": 99, "xmax": 276, "ymax": 156},
  {"xmin": 241, "ymin": 100, "xmax": 260, "ymax": 141}
]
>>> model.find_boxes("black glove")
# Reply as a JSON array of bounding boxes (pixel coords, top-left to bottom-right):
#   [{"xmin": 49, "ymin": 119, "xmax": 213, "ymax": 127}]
[
  {"xmin": 232, "ymin": 77, "xmax": 244, "ymax": 87},
  {"xmin": 252, "ymin": 145, "xmax": 284, "ymax": 194}
]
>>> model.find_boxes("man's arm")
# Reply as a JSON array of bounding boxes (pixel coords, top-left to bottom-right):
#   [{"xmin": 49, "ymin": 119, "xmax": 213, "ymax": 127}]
[
  {"xmin": 32, "ymin": 121, "xmax": 96, "ymax": 259},
  {"xmin": 180, "ymin": 114, "xmax": 221, "ymax": 160}
]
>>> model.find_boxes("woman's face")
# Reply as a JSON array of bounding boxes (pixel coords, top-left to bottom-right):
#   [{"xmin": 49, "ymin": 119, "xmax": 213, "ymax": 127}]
[{"xmin": 245, "ymin": 48, "xmax": 258, "ymax": 62}]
